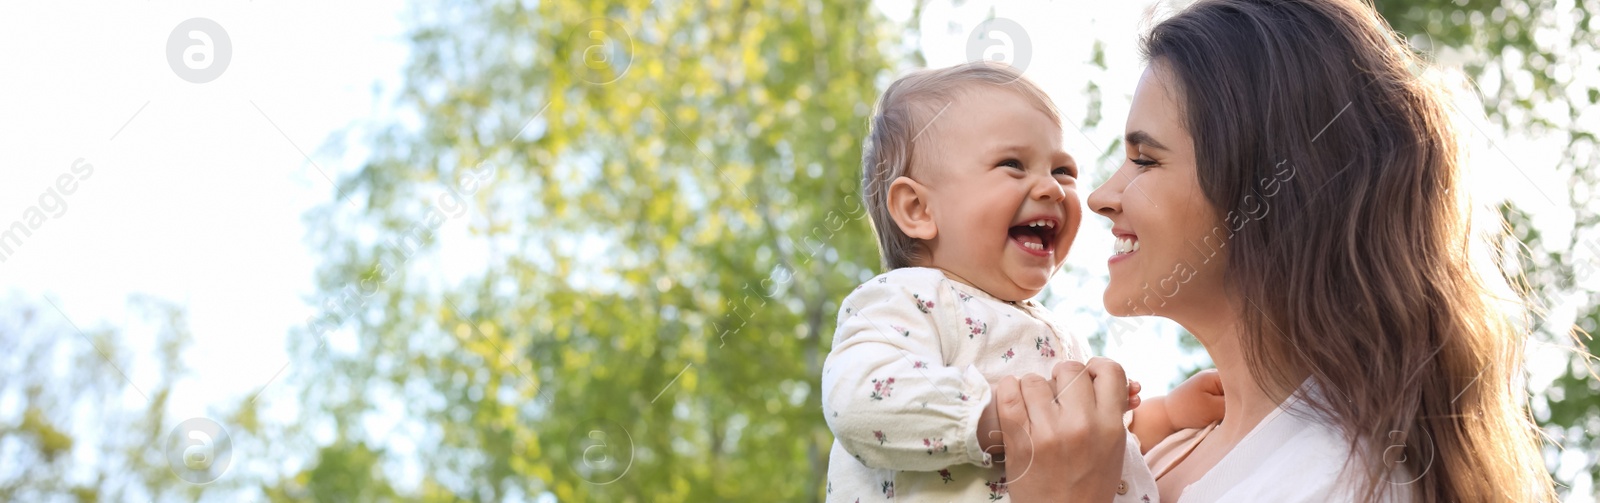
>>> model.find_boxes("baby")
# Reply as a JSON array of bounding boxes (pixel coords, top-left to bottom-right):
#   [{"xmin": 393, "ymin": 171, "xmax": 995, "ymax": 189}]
[{"xmin": 821, "ymin": 62, "xmax": 1223, "ymax": 501}]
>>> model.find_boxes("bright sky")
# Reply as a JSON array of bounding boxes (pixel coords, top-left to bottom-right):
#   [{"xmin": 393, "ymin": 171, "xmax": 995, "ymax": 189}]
[
  {"xmin": 1, "ymin": 0, "xmax": 1589, "ymax": 499},
  {"xmin": 0, "ymin": 0, "xmax": 409, "ymax": 452}
]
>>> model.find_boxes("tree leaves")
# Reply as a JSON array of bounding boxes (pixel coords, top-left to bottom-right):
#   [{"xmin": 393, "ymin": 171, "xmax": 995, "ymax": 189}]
[{"xmin": 283, "ymin": 0, "xmax": 895, "ymax": 500}]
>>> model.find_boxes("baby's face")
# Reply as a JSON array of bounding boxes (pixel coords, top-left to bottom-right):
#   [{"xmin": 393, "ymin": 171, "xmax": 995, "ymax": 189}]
[{"xmin": 914, "ymin": 88, "xmax": 1081, "ymax": 301}]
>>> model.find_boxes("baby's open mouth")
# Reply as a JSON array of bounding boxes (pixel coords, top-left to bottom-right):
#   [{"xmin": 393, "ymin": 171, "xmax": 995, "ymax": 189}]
[{"xmin": 1008, "ymin": 219, "xmax": 1058, "ymax": 253}]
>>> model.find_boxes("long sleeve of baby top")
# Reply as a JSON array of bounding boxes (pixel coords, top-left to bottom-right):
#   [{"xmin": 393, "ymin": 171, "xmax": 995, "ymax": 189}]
[
  {"xmin": 821, "ymin": 267, "xmax": 1157, "ymax": 502},
  {"xmin": 821, "ymin": 268, "xmax": 995, "ymax": 471}
]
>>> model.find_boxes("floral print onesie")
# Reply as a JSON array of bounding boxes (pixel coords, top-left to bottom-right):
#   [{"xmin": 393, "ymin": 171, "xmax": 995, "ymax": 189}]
[{"xmin": 822, "ymin": 267, "xmax": 1157, "ymax": 502}]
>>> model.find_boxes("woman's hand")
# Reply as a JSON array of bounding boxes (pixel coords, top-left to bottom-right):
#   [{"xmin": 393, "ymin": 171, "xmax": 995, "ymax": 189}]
[{"xmin": 994, "ymin": 357, "xmax": 1133, "ymax": 502}]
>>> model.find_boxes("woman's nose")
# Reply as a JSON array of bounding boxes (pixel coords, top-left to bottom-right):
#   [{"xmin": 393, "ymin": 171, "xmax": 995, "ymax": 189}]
[{"xmin": 1087, "ymin": 172, "xmax": 1123, "ymax": 216}]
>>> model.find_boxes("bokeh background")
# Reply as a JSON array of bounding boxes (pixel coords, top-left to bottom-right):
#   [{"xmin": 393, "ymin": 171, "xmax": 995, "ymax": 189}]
[{"xmin": 1, "ymin": 0, "xmax": 1597, "ymax": 501}]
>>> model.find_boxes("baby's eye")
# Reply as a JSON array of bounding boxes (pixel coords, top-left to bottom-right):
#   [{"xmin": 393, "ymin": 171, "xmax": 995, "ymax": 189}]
[
  {"xmin": 998, "ymin": 159, "xmax": 1024, "ymax": 170},
  {"xmin": 1053, "ymin": 166, "xmax": 1076, "ymax": 177}
]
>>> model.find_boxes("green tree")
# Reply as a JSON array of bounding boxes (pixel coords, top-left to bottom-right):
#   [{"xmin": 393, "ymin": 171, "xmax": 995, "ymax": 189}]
[
  {"xmin": 276, "ymin": 0, "xmax": 896, "ymax": 500},
  {"xmin": 0, "ymin": 295, "xmax": 200, "ymax": 502}
]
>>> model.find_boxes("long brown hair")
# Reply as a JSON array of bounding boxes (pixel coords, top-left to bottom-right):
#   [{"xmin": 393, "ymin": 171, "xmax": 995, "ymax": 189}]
[{"xmin": 1142, "ymin": 0, "xmax": 1554, "ymax": 500}]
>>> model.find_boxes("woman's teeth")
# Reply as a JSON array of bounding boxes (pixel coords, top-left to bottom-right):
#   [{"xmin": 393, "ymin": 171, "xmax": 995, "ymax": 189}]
[
  {"xmin": 1023, "ymin": 240, "xmax": 1045, "ymax": 251},
  {"xmin": 1114, "ymin": 237, "xmax": 1140, "ymax": 255}
]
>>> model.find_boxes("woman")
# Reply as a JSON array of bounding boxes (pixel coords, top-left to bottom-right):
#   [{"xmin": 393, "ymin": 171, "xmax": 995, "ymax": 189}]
[{"xmin": 993, "ymin": 0, "xmax": 1556, "ymax": 501}]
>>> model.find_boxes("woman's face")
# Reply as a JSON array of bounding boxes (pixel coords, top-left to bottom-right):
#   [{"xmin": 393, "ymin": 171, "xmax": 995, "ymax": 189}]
[{"xmin": 1086, "ymin": 65, "xmax": 1231, "ymax": 323}]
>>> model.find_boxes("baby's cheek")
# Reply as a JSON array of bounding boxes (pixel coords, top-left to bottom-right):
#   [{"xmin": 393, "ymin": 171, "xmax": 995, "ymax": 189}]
[
  {"xmin": 1068, "ymin": 191, "xmax": 1084, "ymax": 218},
  {"xmin": 1059, "ymin": 202, "xmax": 1084, "ymax": 251}
]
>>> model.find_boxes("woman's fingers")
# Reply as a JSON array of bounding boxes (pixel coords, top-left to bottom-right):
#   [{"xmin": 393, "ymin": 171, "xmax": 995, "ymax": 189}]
[
  {"xmin": 1017, "ymin": 373, "xmax": 1059, "ymax": 437},
  {"xmin": 1008, "ymin": 374, "xmax": 1062, "ymax": 482},
  {"xmin": 1001, "ymin": 361, "xmax": 1128, "ymax": 501},
  {"xmin": 992, "ymin": 376, "xmax": 1030, "ymax": 463},
  {"xmin": 1049, "ymin": 360, "xmax": 1094, "ymax": 411},
  {"xmin": 1084, "ymin": 356, "xmax": 1131, "ymax": 422}
]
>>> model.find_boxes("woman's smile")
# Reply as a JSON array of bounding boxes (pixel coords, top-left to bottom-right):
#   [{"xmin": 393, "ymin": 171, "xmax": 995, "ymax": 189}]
[{"xmin": 1108, "ymin": 230, "xmax": 1140, "ymax": 265}]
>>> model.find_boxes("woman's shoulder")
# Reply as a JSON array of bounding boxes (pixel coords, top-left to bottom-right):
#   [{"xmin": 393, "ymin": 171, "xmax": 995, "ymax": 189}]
[{"xmin": 1183, "ymin": 388, "xmax": 1414, "ymax": 502}]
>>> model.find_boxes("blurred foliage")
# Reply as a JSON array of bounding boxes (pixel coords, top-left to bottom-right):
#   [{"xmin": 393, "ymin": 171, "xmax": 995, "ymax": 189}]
[
  {"xmin": 0, "ymin": 295, "xmax": 202, "ymax": 501},
  {"xmin": 275, "ymin": 0, "xmax": 893, "ymax": 500}
]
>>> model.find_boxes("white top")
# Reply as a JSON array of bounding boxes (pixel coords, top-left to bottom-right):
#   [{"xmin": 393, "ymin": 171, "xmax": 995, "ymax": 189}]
[
  {"xmin": 1145, "ymin": 381, "xmax": 1415, "ymax": 503},
  {"xmin": 821, "ymin": 267, "xmax": 1158, "ymax": 502}
]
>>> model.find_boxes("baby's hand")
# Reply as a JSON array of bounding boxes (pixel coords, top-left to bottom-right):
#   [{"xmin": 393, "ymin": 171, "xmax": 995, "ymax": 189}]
[
  {"xmin": 1166, "ymin": 369, "xmax": 1225, "ymax": 429},
  {"xmin": 1127, "ymin": 379, "xmax": 1142, "ymax": 410}
]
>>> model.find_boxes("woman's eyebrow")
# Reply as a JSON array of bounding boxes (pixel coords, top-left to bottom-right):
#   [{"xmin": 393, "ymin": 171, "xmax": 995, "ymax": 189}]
[{"xmin": 1125, "ymin": 130, "xmax": 1169, "ymax": 151}]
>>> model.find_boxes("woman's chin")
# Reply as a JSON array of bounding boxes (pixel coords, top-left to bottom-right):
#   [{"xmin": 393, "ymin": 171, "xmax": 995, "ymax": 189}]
[{"xmin": 1102, "ymin": 287, "xmax": 1138, "ymax": 316}]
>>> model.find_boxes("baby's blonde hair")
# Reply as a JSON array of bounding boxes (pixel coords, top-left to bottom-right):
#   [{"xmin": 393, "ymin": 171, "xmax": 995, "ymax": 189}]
[{"xmin": 860, "ymin": 61, "xmax": 1062, "ymax": 270}]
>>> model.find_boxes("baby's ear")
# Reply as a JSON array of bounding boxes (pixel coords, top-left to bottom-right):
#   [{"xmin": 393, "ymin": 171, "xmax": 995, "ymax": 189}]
[{"xmin": 887, "ymin": 176, "xmax": 936, "ymax": 241}]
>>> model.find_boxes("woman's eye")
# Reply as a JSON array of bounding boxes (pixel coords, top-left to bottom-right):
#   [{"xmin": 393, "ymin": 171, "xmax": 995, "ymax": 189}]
[
  {"xmin": 998, "ymin": 159, "xmax": 1024, "ymax": 169},
  {"xmin": 1129, "ymin": 157, "xmax": 1157, "ymax": 168}
]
